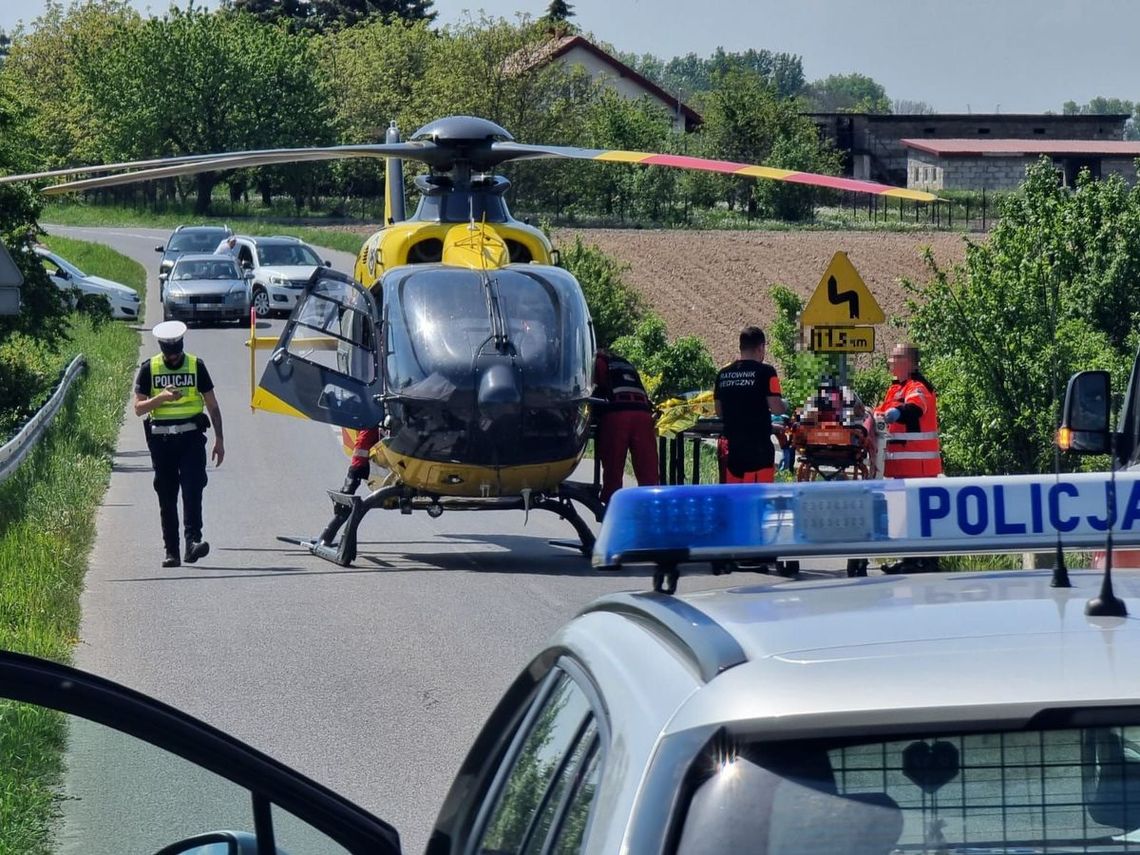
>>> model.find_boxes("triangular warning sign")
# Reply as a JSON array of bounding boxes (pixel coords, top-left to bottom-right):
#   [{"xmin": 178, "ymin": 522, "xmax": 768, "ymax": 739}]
[{"xmin": 801, "ymin": 251, "xmax": 884, "ymax": 326}]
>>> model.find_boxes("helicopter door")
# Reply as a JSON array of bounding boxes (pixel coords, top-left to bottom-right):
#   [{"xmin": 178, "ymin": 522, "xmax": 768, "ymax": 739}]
[{"xmin": 254, "ymin": 270, "xmax": 385, "ymax": 429}]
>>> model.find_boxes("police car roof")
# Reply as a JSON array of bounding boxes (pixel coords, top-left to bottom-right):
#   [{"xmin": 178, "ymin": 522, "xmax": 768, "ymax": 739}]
[{"xmin": 581, "ymin": 568, "xmax": 1139, "ymax": 738}]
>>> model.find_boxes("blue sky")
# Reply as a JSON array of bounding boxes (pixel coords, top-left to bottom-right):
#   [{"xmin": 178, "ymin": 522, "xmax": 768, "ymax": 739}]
[{"xmin": 3, "ymin": 0, "xmax": 1134, "ymax": 114}]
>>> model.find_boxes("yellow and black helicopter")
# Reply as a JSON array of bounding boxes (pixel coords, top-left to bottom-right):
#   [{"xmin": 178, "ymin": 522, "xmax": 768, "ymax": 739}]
[{"xmin": 0, "ymin": 116, "xmax": 934, "ymax": 565}]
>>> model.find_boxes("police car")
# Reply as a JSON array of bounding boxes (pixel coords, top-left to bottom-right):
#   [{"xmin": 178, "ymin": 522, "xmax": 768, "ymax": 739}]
[{"xmin": 5, "ymin": 472, "xmax": 1140, "ymax": 853}]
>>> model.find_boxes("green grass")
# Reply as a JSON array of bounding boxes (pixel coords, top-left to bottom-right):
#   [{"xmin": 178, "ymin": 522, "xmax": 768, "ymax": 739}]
[
  {"xmin": 44, "ymin": 200, "xmax": 369, "ymax": 256},
  {"xmin": 0, "ymin": 245, "xmax": 143, "ymax": 853}
]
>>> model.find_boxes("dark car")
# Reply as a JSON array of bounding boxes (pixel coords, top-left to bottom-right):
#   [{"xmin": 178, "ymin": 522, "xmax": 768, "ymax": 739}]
[{"xmin": 155, "ymin": 225, "xmax": 233, "ymax": 276}]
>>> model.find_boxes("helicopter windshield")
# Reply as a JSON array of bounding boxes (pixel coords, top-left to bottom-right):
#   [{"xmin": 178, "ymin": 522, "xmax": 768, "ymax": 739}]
[
  {"xmin": 284, "ymin": 276, "xmax": 377, "ymax": 384},
  {"xmin": 413, "ymin": 191, "xmax": 510, "ymax": 223},
  {"xmin": 384, "ymin": 266, "xmax": 591, "ymax": 401}
]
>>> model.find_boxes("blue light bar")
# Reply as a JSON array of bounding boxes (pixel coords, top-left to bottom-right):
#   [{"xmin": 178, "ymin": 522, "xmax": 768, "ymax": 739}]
[{"xmin": 592, "ymin": 472, "xmax": 1140, "ymax": 569}]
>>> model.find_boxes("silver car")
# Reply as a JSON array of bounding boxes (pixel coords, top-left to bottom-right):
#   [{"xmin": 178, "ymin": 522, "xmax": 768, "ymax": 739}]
[
  {"xmin": 161, "ymin": 253, "xmax": 251, "ymax": 324},
  {"xmin": 6, "ymin": 471, "xmax": 1140, "ymax": 853},
  {"xmin": 36, "ymin": 246, "xmax": 141, "ymax": 320}
]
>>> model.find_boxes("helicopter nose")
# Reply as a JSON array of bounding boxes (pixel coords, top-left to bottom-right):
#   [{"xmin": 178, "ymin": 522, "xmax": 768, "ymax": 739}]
[{"xmin": 477, "ymin": 362, "xmax": 520, "ymax": 414}]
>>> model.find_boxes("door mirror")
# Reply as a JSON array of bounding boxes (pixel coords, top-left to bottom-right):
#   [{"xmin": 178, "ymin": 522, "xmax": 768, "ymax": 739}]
[
  {"xmin": 159, "ymin": 273, "xmax": 168, "ymax": 283},
  {"xmin": 155, "ymin": 245, "xmax": 165, "ymax": 252},
  {"xmin": 1058, "ymin": 370, "xmax": 1111, "ymax": 454},
  {"xmin": 324, "ymin": 260, "xmax": 332, "ymax": 268},
  {"xmin": 153, "ymin": 830, "xmax": 256, "ymax": 854}
]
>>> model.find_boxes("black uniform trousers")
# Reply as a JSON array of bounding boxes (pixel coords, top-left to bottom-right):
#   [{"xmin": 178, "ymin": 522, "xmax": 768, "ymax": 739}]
[{"xmin": 146, "ymin": 428, "xmax": 208, "ymax": 553}]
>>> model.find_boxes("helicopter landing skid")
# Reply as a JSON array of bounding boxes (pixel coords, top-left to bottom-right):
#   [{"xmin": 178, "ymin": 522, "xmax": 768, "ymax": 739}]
[{"xmin": 299, "ymin": 481, "xmax": 604, "ymax": 567}]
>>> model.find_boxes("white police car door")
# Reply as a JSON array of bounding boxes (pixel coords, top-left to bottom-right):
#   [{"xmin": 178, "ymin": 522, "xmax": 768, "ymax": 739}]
[
  {"xmin": 254, "ymin": 270, "xmax": 385, "ymax": 429},
  {"xmin": 0, "ymin": 650, "xmax": 400, "ymax": 854}
]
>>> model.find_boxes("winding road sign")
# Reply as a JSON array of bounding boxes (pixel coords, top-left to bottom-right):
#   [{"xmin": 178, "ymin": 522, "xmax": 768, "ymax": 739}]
[{"xmin": 801, "ymin": 251, "xmax": 884, "ymax": 326}]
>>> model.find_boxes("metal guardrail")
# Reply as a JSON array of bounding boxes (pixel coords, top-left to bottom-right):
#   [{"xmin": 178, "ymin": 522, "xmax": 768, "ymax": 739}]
[{"xmin": 0, "ymin": 354, "xmax": 86, "ymax": 484}]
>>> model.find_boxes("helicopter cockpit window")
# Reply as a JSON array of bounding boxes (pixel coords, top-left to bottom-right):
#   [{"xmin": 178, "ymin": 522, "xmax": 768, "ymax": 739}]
[
  {"xmin": 284, "ymin": 278, "xmax": 376, "ymax": 384},
  {"xmin": 414, "ymin": 191, "xmax": 509, "ymax": 224},
  {"xmin": 384, "ymin": 267, "xmax": 591, "ymax": 399}
]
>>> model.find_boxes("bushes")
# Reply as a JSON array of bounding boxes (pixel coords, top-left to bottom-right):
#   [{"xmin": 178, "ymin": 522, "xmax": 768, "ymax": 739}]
[{"xmin": 0, "ymin": 334, "xmax": 58, "ymax": 441}]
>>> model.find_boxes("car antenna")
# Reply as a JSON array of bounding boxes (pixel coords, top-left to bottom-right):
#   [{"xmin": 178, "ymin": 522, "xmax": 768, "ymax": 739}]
[
  {"xmin": 1047, "ymin": 264, "xmax": 1070, "ymax": 588},
  {"xmin": 1086, "ymin": 426, "xmax": 1128, "ymax": 617}
]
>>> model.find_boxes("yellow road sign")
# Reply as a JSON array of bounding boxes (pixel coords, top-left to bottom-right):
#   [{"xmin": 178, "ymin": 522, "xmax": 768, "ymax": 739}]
[
  {"xmin": 801, "ymin": 252, "xmax": 884, "ymax": 326},
  {"xmin": 808, "ymin": 325, "xmax": 875, "ymax": 353}
]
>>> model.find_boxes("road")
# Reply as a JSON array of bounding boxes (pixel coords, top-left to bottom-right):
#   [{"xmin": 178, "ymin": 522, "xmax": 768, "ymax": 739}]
[{"xmin": 50, "ymin": 225, "xmax": 822, "ymax": 853}]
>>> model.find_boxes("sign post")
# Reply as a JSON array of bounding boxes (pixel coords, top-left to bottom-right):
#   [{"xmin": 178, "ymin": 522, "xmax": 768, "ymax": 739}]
[
  {"xmin": 0, "ymin": 243, "xmax": 24, "ymax": 316},
  {"xmin": 800, "ymin": 252, "xmax": 884, "ymax": 385}
]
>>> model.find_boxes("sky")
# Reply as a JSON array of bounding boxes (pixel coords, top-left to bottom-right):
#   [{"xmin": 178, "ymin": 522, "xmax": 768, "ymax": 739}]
[{"xmin": 1, "ymin": 0, "xmax": 1135, "ymax": 114}]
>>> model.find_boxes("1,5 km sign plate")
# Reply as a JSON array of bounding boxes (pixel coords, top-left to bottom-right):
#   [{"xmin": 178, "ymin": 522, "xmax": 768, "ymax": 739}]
[{"xmin": 808, "ymin": 325, "xmax": 875, "ymax": 353}]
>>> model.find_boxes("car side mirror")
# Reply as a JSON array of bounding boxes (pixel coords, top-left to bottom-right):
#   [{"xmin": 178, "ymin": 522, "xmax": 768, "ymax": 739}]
[
  {"xmin": 244, "ymin": 270, "xmax": 254, "ymax": 280},
  {"xmin": 1058, "ymin": 369, "xmax": 1111, "ymax": 454},
  {"xmin": 56, "ymin": 269, "xmax": 70, "ymax": 280},
  {"xmin": 155, "ymin": 245, "xmax": 164, "ymax": 252},
  {"xmin": 159, "ymin": 273, "xmax": 168, "ymax": 283},
  {"xmin": 324, "ymin": 260, "xmax": 332, "ymax": 268}
]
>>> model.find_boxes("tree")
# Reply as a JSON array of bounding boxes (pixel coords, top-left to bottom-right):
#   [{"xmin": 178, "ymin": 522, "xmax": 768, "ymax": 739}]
[
  {"xmin": 619, "ymin": 48, "xmax": 805, "ymax": 102},
  {"xmin": 698, "ymin": 68, "xmax": 841, "ymax": 219},
  {"xmin": 803, "ymin": 72, "xmax": 891, "ymax": 113},
  {"xmin": 907, "ymin": 159, "xmax": 1140, "ymax": 476},
  {"xmin": 76, "ymin": 7, "xmax": 333, "ymax": 213},
  {"xmin": 311, "ymin": 0, "xmax": 435, "ymax": 29},
  {"xmin": 543, "ymin": 0, "xmax": 574, "ymax": 23},
  {"xmin": 221, "ymin": 0, "xmax": 316, "ymax": 31},
  {"xmin": 893, "ymin": 99, "xmax": 935, "ymax": 115}
]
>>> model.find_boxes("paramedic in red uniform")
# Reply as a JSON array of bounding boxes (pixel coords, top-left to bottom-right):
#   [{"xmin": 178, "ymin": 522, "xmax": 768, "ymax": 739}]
[
  {"xmin": 874, "ymin": 342, "xmax": 942, "ymax": 478},
  {"xmin": 874, "ymin": 342, "xmax": 942, "ymax": 573},
  {"xmin": 594, "ymin": 347, "xmax": 659, "ymax": 505},
  {"xmin": 715, "ymin": 326, "xmax": 787, "ymax": 483}
]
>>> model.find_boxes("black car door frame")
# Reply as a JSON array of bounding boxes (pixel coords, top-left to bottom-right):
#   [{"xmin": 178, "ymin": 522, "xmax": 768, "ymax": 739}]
[{"xmin": 0, "ymin": 650, "xmax": 401, "ymax": 855}]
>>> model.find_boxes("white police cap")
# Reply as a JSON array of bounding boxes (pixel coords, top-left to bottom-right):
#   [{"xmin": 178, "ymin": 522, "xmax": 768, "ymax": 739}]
[{"xmin": 152, "ymin": 320, "xmax": 187, "ymax": 343}]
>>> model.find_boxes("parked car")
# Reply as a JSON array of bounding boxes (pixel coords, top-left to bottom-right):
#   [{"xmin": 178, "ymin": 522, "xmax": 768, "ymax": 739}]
[
  {"xmin": 160, "ymin": 254, "xmax": 250, "ymax": 323},
  {"xmin": 35, "ymin": 246, "xmax": 141, "ymax": 320},
  {"xmin": 5, "ymin": 472, "xmax": 1140, "ymax": 854},
  {"xmin": 155, "ymin": 225, "xmax": 233, "ymax": 276},
  {"xmin": 227, "ymin": 235, "xmax": 331, "ymax": 318}
]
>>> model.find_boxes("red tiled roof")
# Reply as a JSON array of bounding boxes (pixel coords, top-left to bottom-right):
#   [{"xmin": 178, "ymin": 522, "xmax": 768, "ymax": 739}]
[{"xmin": 902, "ymin": 138, "xmax": 1140, "ymax": 157}]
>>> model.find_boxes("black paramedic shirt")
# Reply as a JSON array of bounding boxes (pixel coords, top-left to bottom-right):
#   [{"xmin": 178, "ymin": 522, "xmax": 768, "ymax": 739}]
[{"xmin": 714, "ymin": 358, "xmax": 781, "ymax": 475}]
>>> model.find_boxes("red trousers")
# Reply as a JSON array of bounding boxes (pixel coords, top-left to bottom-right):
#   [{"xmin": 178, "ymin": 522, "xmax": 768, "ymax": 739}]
[{"xmin": 598, "ymin": 409, "xmax": 659, "ymax": 504}]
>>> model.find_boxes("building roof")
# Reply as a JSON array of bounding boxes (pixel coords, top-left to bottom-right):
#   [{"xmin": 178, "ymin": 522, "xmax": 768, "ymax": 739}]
[
  {"xmin": 509, "ymin": 34, "xmax": 702, "ymax": 128},
  {"xmin": 902, "ymin": 138, "xmax": 1140, "ymax": 157}
]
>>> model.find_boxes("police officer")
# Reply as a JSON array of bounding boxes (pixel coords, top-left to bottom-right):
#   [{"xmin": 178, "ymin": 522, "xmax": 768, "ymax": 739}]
[
  {"xmin": 134, "ymin": 321, "xmax": 225, "ymax": 567},
  {"xmin": 594, "ymin": 346, "xmax": 658, "ymax": 505},
  {"xmin": 714, "ymin": 326, "xmax": 787, "ymax": 483}
]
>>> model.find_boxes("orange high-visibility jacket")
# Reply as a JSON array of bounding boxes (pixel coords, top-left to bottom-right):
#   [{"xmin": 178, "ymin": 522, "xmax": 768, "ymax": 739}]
[{"xmin": 875, "ymin": 377, "xmax": 942, "ymax": 477}]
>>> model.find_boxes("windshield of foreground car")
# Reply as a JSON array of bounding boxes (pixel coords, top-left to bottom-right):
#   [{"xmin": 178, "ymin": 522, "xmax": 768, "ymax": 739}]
[
  {"xmin": 676, "ymin": 723, "xmax": 1140, "ymax": 854},
  {"xmin": 257, "ymin": 244, "xmax": 320, "ymax": 267}
]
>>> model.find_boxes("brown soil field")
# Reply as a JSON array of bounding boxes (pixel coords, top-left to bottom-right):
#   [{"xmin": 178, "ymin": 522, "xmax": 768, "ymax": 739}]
[{"xmin": 552, "ymin": 229, "xmax": 973, "ymax": 366}]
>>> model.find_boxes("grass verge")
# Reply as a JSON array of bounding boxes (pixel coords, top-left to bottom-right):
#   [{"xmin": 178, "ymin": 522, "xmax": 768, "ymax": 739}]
[
  {"xmin": 44, "ymin": 200, "xmax": 369, "ymax": 256},
  {"xmin": 0, "ymin": 245, "xmax": 143, "ymax": 854}
]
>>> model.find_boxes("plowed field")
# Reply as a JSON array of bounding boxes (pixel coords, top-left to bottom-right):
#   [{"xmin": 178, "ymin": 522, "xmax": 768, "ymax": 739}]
[{"xmin": 553, "ymin": 229, "xmax": 972, "ymax": 366}]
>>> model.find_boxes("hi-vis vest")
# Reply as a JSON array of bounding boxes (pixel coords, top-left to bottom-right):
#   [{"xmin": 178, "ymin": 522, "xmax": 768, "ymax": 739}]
[
  {"xmin": 876, "ymin": 377, "xmax": 941, "ymax": 478},
  {"xmin": 149, "ymin": 353, "xmax": 204, "ymax": 421}
]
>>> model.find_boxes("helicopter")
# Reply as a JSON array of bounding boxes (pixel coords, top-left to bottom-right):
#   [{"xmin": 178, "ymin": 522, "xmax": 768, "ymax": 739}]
[{"xmin": 0, "ymin": 115, "xmax": 935, "ymax": 566}]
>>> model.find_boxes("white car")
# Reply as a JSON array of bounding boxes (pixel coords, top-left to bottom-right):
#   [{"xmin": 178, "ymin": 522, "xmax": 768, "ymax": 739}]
[
  {"xmin": 36, "ymin": 246, "xmax": 141, "ymax": 321},
  {"xmin": 226, "ymin": 235, "xmax": 331, "ymax": 318}
]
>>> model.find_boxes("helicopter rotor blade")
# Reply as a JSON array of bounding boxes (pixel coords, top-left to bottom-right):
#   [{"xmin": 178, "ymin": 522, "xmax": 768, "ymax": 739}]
[
  {"xmin": 490, "ymin": 141, "xmax": 938, "ymax": 202},
  {"xmin": 0, "ymin": 142, "xmax": 438, "ymax": 193}
]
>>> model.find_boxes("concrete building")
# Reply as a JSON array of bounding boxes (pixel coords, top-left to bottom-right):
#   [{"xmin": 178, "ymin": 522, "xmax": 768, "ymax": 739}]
[
  {"xmin": 510, "ymin": 34, "xmax": 702, "ymax": 133},
  {"xmin": 902, "ymin": 139, "xmax": 1140, "ymax": 191},
  {"xmin": 808, "ymin": 113, "xmax": 1130, "ymax": 185}
]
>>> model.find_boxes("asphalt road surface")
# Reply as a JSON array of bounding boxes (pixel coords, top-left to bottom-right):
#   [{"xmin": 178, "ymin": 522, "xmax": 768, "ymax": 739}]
[{"xmin": 48, "ymin": 225, "xmax": 823, "ymax": 853}]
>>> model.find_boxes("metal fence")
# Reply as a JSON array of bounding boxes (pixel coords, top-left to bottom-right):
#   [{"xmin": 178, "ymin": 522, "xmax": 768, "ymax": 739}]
[
  {"xmin": 823, "ymin": 189, "xmax": 999, "ymax": 232},
  {"xmin": 0, "ymin": 354, "xmax": 87, "ymax": 485}
]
